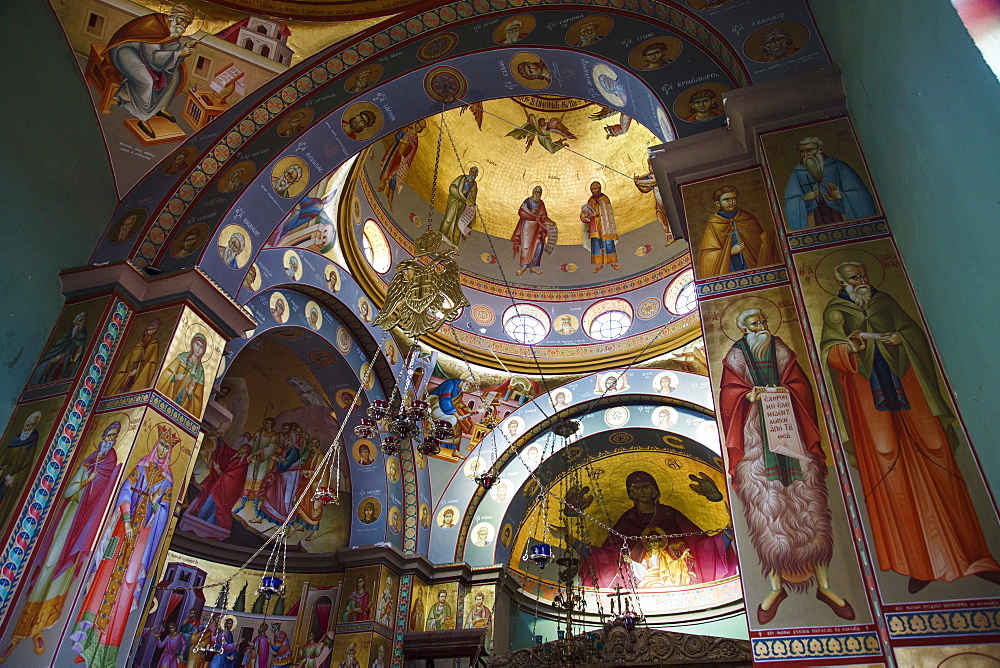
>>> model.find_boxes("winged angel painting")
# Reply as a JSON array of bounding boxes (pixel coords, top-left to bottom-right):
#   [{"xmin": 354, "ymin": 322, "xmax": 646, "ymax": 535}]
[
  {"xmin": 374, "ymin": 236, "xmax": 470, "ymax": 338},
  {"xmin": 506, "ymin": 113, "xmax": 577, "ymax": 154}
]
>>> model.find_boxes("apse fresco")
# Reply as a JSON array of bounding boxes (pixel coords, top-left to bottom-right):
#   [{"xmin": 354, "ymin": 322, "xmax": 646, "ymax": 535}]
[
  {"xmin": 700, "ymin": 283, "xmax": 872, "ymax": 630},
  {"xmin": 178, "ymin": 336, "xmax": 351, "ymax": 553},
  {"xmin": 759, "ymin": 117, "xmax": 881, "ymax": 231},
  {"xmin": 793, "ymin": 237, "xmax": 1000, "ymax": 604},
  {"xmin": 506, "ymin": 445, "xmax": 741, "ymax": 614},
  {"xmin": 50, "ymin": 0, "xmax": 380, "ymax": 192}
]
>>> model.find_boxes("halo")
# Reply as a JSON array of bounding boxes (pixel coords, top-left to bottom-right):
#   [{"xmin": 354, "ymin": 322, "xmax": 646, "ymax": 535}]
[
  {"xmin": 344, "ymin": 64, "xmax": 383, "ymax": 92},
  {"xmin": 719, "ymin": 295, "xmax": 783, "ymax": 342},
  {"xmin": 276, "ymin": 106, "xmax": 315, "ymax": 137},
  {"xmin": 628, "ymin": 35, "xmax": 683, "ymax": 71},
  {"xmin": 218, "ymin": 223, "xmax": 253, "ymax": 268},
  {"xmin": 813, "ymin": 247, "xmax": 885, "ymax": 296},
  {"xmin": 591, "ymin": 63, "xmax": 625, "ymax": 107},
  {"xmin": 464, "ymin": 160, "xmax": 485, "ymax": 181},
  {"xmin": 492, "ymin": 14, "xmax": 536, "ymax": 44},
  {"xmin": 222, "ymin": 614, "xmax": 238, "ymax": 629},
  {"xmin": 170, "ymin": 223, "xmax": 210, "ymax": 259},
  {"xmin": 91, "ymin": 411, "xmax": 132, "ymax": 453},
  {"xmin": 602, "ymin": 455, "xmax": 676, "ymax": 510},
  {"xmin": 698, "ymin": 175, "xmax": 754, "ymax": 214},
  {"xmin": 779, "ymin": 124, "xmax": 843, "ymax": 165},
  {"xmin": 673, "ymin": 83, "xmax": 730, "ymax": 121},
  {"xmin": 177, "ymin": 317, "xmax": 215, "ymax": 367},
  {"xmin": 341, "ymin": 102, "xmax": 384, "ymax": 142},
  {"xmin": 743, "ymin": 21, "xmax": 811, "ymax": 63},
  {"xmin": 271, "ymin": 156, "xmax": 311, "ymax": 199},
  {"xmin": 217, "ymin": 160, "xmax": 256, "ymax": 194},
  {"xmin": 109, "ymin": 208, "xmax": 147, "ymax": 244},
  {"xmin": 283, "ymin": 249, "xmax": 304, "ymax": 281},
  {"xmin": 304, "ymin": 300, "xmax": 323, "ymax": 331},
  {"xmin": 510, "ymin": 52, "xmax": 552, "ymax": 91},
  {"xmin": 564, "ymin": 14, "xmax": 614, "ymax": 47},
  {"xmin": 243, "ymin": 262, "xmax": 262, "ymax": 291},
  {"xmin": 269, "ymin": 292, "xmax": 290, "ymax": 324}
]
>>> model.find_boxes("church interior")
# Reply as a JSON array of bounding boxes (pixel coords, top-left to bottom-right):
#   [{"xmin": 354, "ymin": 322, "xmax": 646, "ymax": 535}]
[{"xmin": 1, "ymin": 0, "xmax": 999, "ymax": 666}]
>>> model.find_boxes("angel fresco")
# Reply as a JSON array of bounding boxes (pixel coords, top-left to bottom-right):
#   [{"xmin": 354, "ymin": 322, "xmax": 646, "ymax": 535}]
[
  {"xmin": 589, "ymin": 105, "xmax": 633, "ymax": 138},
  {"xmin": 505, "ymin": 113, "xmax": 577, "ymax": 154}
]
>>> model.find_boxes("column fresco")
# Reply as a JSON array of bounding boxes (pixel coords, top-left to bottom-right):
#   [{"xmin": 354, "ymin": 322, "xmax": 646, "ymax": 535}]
[
  {"xmin": 0, "ymin": 300, "xmax": 226, "ymax": 667},
  {"xmin": 680, "ymin": 114, "xmax": 1000, "ymax": 663}
]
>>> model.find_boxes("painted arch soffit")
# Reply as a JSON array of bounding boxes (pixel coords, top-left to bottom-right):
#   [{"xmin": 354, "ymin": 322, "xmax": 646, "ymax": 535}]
[{"xmin": 91, "ymin": 0, "xmax": 830, "ymax": 295}]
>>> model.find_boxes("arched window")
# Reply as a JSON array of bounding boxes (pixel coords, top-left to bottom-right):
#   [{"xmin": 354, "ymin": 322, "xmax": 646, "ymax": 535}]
[
  {"xmin": 582, "ymin": 298, "xmax": 634, "ymax": 341},
  {"xmin": 260, "ymin": 45, "xmax": 271, "ymax": 59},
  {"xmin": 502, "ymin": 304, "xmax": 550, "ymax": 345},
  {"xmin": 361, "ymin": 219, "xmax": 391, "ymax": 274},
  {"xmin": 664, "ymin": 269, "xmax": 697, "ymax": 316}
]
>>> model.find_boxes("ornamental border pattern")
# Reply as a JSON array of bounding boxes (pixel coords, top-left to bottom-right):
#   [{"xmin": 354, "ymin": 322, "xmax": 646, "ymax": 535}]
[
  {"xmin": 696, "ymin": 267, "xmax": 789, "ymax": 298},
  {"xmin": 887, "ymin": 607, "xmax": 1000, "ymax": 639},
  {"xmin": 392, "ymin": 573, "xmax": 413, "ymax": 668},
  {"xmin": 0, "ymin": 300, "xmax": 131, "ymax": 621},
  {"xmin": 786, "ymin": 220, "xmax": 890, "ymax": 251},
  {"xmin": 133, "ymin": 0, "xmax": 749, "ymax": 267},
  {"xmin": 751, "ymin": 632, "xmax": 881, "ymax": 662}
]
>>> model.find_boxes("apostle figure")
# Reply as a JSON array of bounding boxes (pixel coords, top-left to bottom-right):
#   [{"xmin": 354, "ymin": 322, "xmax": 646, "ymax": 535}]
[
  {"xmin": 32, "ymin": 312, "xmax": 88, "ymax": 384},
  {"xmin": 295, "ymin": 632, "xmax": 323, "ymax": 668},
  {"xmin": 187, "ymin": 434, "xmax": 252, "ymax": 530},
  {"xmin": 683, "ymin": 89, "xmax": 725, "ymax": 122},
  {"xmin": 698, "ymin": 186, "xmax": 776, "ymax": 278},
  {"xmin": 178, "ymin": 609, "xmax": 201, "ymax": 665},
  {"xmin": 512, "ymin": 186, "xmax": 556, "ymax": 276},
  {"xmin": 820, "ymin": 261, "xmax": 1000, "ymax": 593},
  {"xmin": 219, "ymin": 232, "xmax": 246, "ymax": 268},
  {"xmin": 440, "ymin": 167, "xmax": 479, "ymax": 247},
  {"xmin": 70, "ymin": 424, "xmax": 179, "ymax": 666},
  {"xmin": 272, "ymin": 164, "xmax": 304, "ymax": 199},
  {"xmin": 465, "ymin": 592, "xmax": 492, "ymax": 629},
  {"xmin": 370, "ymin": 644, "xmax": 387, "ymax": 668},
  {"xmin": 633, "ymin": 168, "xmax": 674, "ymax": 246},
  {"xmin": 783, "ymin": 137, "xmax": 877, "ymax": 229},
  {"xmin": 0, "ymin": 410, "xmax": 43, "ymax": 519},
  {"xmin": 378, "ymin": 121, "xmax": 425, "ymax": 210},
  {"xmin": 720, "ymin": 308, "xmax": 854, "ymax": 624},
  {"xmin": 154, "ymin": 623, "xmax": 187, "ymax": 668},
  {"xmin": 244, "ymin": 623, "xmax": 270, "ymax": 668},
  {"xmin": 157, "ymin": 332, "xmax": 208, "ymax": 415},
  {"xmin": 338, "ymin": 642, "xmax": 361, "ymax": 668},
  {"xmin": 341, "ymin": 575, "xmax": 372, "ymax": 621},
  {"xmin": 425, "ymin": 590, "xmax": 453, "ymax": 631},
  {"xmin": 105, "ymin": 4, "xmax": 195, "ymax": 139},
  {"xmin": 580, "ymin": 181, "xmax": 619, "ymax": 273},
  {"xmin": 270, "ymin": 623, "xmax": 293, "ymax": 668},
  {"xmin": 343, "ymin": 111, "xmax": 377, "ymax": 140},
  {"xmin": 550, "ymin": 470, "xmax": 737, "ymax": 588},
  {"xmin": 1, "ymin": 422, "xmax": 122, "ymax": 659},
  {"xmin": 109, "ymin": 317, "xmax": 162, "ymax": 395},
  {"xmin": 208, "ymin": 618, "xmax": 237, "ymax": 668}
]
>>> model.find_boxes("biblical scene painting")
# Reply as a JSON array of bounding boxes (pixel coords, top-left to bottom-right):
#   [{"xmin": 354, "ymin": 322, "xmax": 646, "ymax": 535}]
[
  {"xmin": 155, "ymin": 308, "xmax": 225, "ymax": 420},
  {"xmin": 177, "ymin": 336, "xmax": 351, "ymax": 553},
  {"xmin": 134, "ymin": 552, "xmax": 343, "ymax": 668},
  {"xmin": 27, "ymin": 296, "xmax": 110, "ymax": 389},
  {"xmin": 699, "ymin": 283, "xmax": 871, "ymax": 629},
  {"xmin": 50, "ymin": 0, "xmax": 373, "ymax": 192},
  {"xmin": 0, "ymin": 408, "xmax": 144, "ymax": 665},
  {"xmin": 265, "ymin": 161, "xmax": 355, "ymax": 257},
  {"xmin": 506, "ymin": 447, "xmax": 740, "ymax": 614},
  {"xmin": 760, "ymin": 117, "xmax": 880, "ymax": 231},
  {"xmin": 106, "ymin": 307, "xmax": 183, "ymax": 397},
  {"xmin": 794, "ymin": 237, "xmax": 1000, "ymax": 604},
  {"xmin": 421, "ymin": 360, "xmax": 541, "ymax": 462},
  {"xmin": 680, "ymin": 167, "xmax": 782, "ymax": 281}
]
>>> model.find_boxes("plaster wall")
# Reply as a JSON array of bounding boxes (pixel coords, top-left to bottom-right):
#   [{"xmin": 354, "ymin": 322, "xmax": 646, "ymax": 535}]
[
  {"xmin": 810, "ymin": 0, "xmax": 1000, "ymax": 492},
  {"xmin": 0, "ymin": 4, "xmax": 117, "ymax": 420}
]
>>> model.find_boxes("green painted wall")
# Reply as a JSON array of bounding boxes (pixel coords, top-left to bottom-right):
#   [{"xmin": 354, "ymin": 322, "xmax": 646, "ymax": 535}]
[
  {"xmin": 810, "ymin": 0, "xmax": 1000, "ymax": 492},
  {"xmin": 0, "ymin": 4, "xmax": 117, "ymax": 423}
]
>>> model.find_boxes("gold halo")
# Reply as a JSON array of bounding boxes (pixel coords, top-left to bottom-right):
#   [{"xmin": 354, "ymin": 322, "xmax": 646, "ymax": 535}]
[
  {"xmin": 269, "ymin": 292, "xmax": 290, "ymax": 324},
  {"xmin": 276, "ymin": 106, "xmax": 315, "ymax": 137},
  {"xmin": 780, "ymin": 125, "xmax": 843, "ymax": 165},
  {"xmin": 270, "ymin": 156, "xmax": 311, "ymax": 199},
  {"xmin": 698, "ymin": 175, "xmax": 755, "ymax": 214},
  {"xmin": 743, "ymin": 21, "xmax": 811, "ymax": 63},
  {"xmin": 341, "ymin": 101, "xmax": 383, "ymax": 142},
  {"xmin": 358, "ymin": 496, "xmax": 382, "ymax": 522},
  {"xmin": 145, "ymin": 420, "xmax": 185, "ymax": 467},
  {"xmin": 177, "ymin": 318, "xmax": 216, "ymax": 368},
  {"xmin": 591, "ymin": 63, "xmax": 625, "ymax": 106},
  {"xmin": 492, "ymin": 14, "xmax": 536, "ymax": 44},
  {"xmin": 628, "ymin": 36, "xmax": 683, "ymax": 71},
  {"xmin": 304, "ymin": 300, "xmax": 323, "ymax": 331},
  {"xmin": 719, "ymin": 295, "xmax": 782, "ymax": 342},
  {"xmin": 510, "ymin": 52, "xmax": 552, "ymax": 91},
  {"xmin": 813, "ymin": 247, "xmax": 886, "ymax": 296},
  {"xmin": 217, "ymin": 160, "xmax": 256, "ymax": 194},
  {"xmin": 564, "ymin": 14, "xmax": 614, "ymax": 47},
  {"xmin": 283, "ymin": 249, "xmax": 304, "ymax": 281},
  {"xmin": 345, "ymin": 64, "xmax": 383, "ymax": 92},
  {"xmin": 218, "ymin": 223, "xmax": 253, "ymax": 268},
  {"xmin": 674, "ymin": 83, "xmax": 730, "ymax": 121},
  {"xmin": 243, "ymin": 262, "xmax": 262, "ymax": 291}
]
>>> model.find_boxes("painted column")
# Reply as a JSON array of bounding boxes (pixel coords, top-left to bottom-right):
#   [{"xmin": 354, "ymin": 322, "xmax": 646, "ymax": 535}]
[{"xmin": 0, "ymin": 265, "xmax": 251, "ymax": 667}]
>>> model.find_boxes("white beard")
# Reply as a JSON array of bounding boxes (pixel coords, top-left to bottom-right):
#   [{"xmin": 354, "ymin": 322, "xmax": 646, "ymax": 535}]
[
  {"xmin": 803, "ymin": 153, "xmax": 824, "ymax": 183},
  {"xmin": 746, "ymin": 330, "xmax": 771, "ymax": 360},
  {"xmin": 725, "ymin": 339, "xmax": 834, "ymax": 590},
  {"xmin": 846, "ymin": 284, "xmax": 873, "ymax": 309}
]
